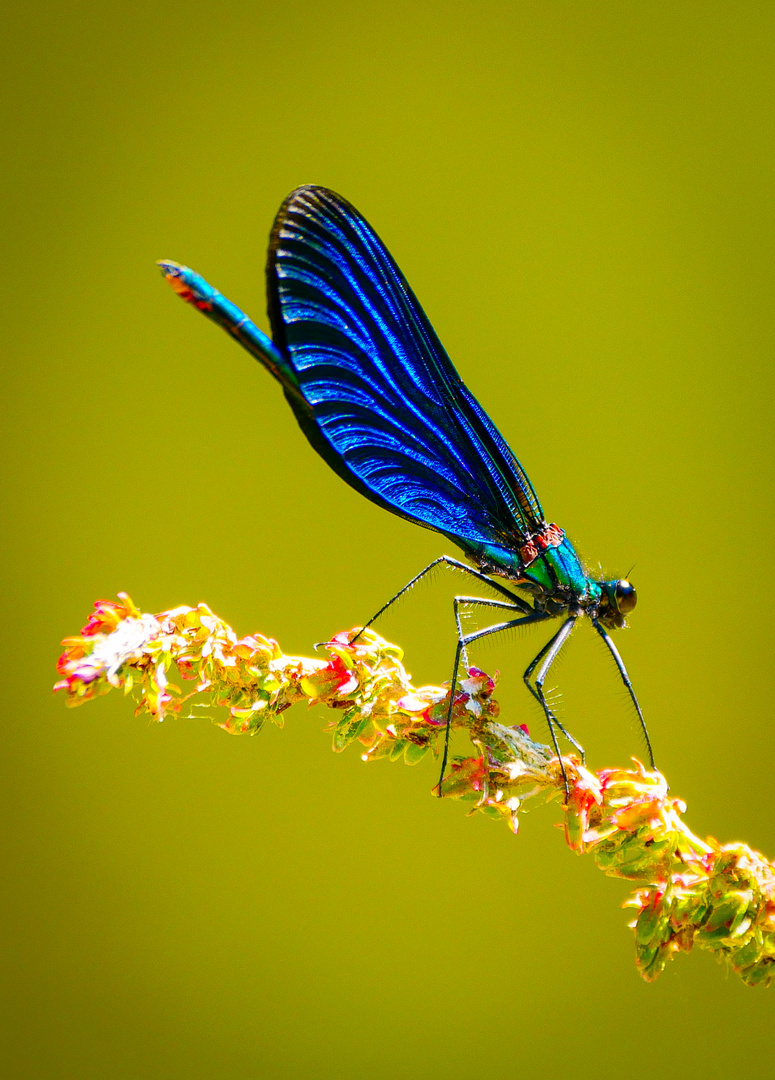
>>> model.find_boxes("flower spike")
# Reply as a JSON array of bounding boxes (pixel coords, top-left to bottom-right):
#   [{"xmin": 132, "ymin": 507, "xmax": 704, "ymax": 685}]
[{"xmin": 55, "ymin": 595, "xmax": 775, "ymax": 987}]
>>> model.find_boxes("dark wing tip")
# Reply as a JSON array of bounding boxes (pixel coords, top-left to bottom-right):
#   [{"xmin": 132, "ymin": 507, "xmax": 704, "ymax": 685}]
[
  {"xmin": 278, "ymin": 184, "xmax": 350, "ymax": 206},
  {"xmin": 266, "ymin": 185, "xmax": 363, "ymax": 348},
  {"xmin": 269, "ymin": 185, "xmax": 359, "ymax": 245}
]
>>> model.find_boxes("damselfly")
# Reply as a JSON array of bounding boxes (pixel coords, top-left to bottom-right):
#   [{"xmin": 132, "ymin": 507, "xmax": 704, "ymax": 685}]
[{"xmin": 160, "ymin": 186, "xmax": 652, "ymax": 790}]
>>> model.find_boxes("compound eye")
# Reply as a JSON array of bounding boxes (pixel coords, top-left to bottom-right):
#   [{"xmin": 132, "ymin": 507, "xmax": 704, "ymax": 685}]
[{"xmin": 615, "ymin": 579, "xmax": 637, "ymax": 614}]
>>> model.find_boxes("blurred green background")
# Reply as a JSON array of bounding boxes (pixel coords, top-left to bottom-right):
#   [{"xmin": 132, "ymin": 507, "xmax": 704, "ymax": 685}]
[{"xmin": 2, "ymin": 1, "xmax": 774, "ymax": 1076}]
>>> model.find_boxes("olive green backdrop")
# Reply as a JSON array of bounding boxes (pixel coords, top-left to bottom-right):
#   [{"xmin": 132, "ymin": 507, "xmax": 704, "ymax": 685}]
[{"xmin": 2, "ymin": 2, "xmax": 774, "ymax": 1077}]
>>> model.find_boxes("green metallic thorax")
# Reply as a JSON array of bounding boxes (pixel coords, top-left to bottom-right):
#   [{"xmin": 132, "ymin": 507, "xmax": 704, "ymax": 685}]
[
  {"xmin": 472, "ymin": 534, "xmax": 602, "ymax": 611},
  {"xmin": 521, "ymin": 538, "xmax": 596, "ymax": 599}
]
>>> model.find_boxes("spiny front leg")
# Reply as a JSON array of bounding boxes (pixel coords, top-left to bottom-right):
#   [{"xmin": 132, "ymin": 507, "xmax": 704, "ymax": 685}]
[{"xmin": 592, "ymin": 619, "xmax": 655, "ymax": 769}]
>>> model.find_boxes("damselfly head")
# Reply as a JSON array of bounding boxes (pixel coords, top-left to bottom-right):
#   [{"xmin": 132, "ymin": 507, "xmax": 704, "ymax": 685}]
[
  {"xmin": 614, "ymin": 579, "xmax": 637, "ymax": 614},
  {"xmin": 598, "ymin": 578, "xmax": 637, "ymax": 628}
]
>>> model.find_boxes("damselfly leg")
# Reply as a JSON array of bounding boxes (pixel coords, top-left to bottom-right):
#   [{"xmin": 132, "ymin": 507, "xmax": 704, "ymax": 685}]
[
  {"xmin": 523, "ymin": 618, "xmax": 579, "ymax": 795},
  {"xmin": 438, "ymin": 603, "xmax": 551, "ymax": 794},
  {"xmin": 351, "ymin": 557, "xmax": 534, "ymax": 644},
  {"xmin": 523, "ymin": 625, "xmax": 586, "ymax": 762},
  {"xmin": 592, "ymin": 619, "xmax": 654, "ymax": 769}
]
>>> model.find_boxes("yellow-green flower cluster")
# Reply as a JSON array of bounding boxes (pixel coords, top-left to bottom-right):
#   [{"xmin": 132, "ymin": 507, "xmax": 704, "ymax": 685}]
[
  {"xmin": 54, "ymin": 595, "xmax": 494, "ymax": 758},
  {"xmin": 55, "ymin": 595, "xmax": 775, "ymax": 987},
  {"xmin": 56, "ymin": 592, "xmax": 312, "ymax": 727},
  {"xmin": 561, "ymin": 762, "xmax": 775, "ymax": 985}
]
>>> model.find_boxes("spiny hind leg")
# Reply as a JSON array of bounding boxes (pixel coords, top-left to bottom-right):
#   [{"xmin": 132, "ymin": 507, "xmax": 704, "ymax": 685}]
[{"xmin": 352, "ymin": 557, "xmax": 533, "ymax": 643}]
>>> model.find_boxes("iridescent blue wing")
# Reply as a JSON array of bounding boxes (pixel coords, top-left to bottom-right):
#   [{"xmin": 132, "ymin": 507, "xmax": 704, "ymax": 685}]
[{"xmin": 266, "ymin": 186, "xmax": 545, "ymax": 560}]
